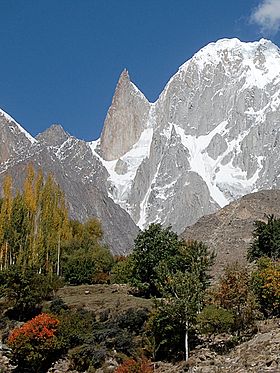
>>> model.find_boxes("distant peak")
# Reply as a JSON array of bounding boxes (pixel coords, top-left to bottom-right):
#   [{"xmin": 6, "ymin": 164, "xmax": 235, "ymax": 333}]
[
  {"xmin": 49, "ymin": 123, "xmax": 69, "ymax": 134},
  {"xmin": 36, "ymin": 123, "xmax": 70, "ymax": 147}
]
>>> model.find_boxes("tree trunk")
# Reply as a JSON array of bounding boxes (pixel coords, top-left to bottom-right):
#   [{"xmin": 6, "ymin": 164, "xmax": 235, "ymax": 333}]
[
  {"xmin": 57, "ymin": 233, "xmax": 61, "ymax": 276},
  {"xmin": 185, "ymin": 320, "xmax": 189, "ymax": 361}
]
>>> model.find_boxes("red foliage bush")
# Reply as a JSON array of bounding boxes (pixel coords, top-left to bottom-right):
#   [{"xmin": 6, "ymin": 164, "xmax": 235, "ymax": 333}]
[
  {"xmin": 115, "ymin": 358, "xmax": 153, "ymax": 373},
  {"xmin": 8, "ymin": 313, "xmax": 60, "ymax": 372},
  {"xmin": 8, "ymin": 312, "xmax": 59, "ymax": 344}
]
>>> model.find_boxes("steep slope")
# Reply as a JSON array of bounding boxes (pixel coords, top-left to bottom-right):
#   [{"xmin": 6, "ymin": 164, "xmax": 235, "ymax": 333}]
[
  {"xmin": 94, "ymin": 38, "xmax": 280, "ymax": 233},
  {"xmin": 182, "ymin": 190, "xmax": 280, "ymax": 275}
]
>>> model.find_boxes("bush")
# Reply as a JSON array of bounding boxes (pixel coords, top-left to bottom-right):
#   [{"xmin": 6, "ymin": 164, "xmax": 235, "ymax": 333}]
[
  {"xmin": 8, "ymin": 313, "xmax": 61, "ymax": 372},
  {"xmin": 197, "ymin": 305, "xmax": 235, "ymax": 337},
  {"xmin": 114, "ymin": 308, "xmax": 149, "ymax": 332},
  {"xmin": 115, "ymin": 358, "xmax": 153, "ymax": 373},
  {"xmin": 57, "ymin": 308, "xmax": 96, "ymax": 348},
  {"xmin": 69, "ymin": 344, "xmax": 107, "ymax": 371},
  {"xmin": 3, "ymin": 266, "xmax": 58, "ymax": 320},
  {"xmin": 49, "ymin": 296, "xmax": 69, "ymax": 315}
]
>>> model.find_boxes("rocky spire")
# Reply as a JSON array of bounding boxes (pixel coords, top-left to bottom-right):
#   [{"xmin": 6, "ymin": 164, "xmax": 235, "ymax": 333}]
[{"xmin": 99, "ymin": 69, "xmax": 151, "ymax": 161}]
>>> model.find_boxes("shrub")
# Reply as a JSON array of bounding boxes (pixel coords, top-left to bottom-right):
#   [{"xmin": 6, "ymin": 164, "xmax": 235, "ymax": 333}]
[
  {"xmin": 115, "ymin": 358, "xmax": 153, "ymax": 373},
  {"xmin": 8, "ymin": 313, "xmax": 61, "ymax": 372},
  {"xmin": 57, "ymin": 308, "xmax": 96, "ymax": 348},
  {"xmin": 4, "ymin": 266, "xmax": 57, "ymax": 320},
  {"xmin": 69, "ymin": 344, "xmax": 107, "ymax": 371},
  {"xmin": 114, "ymin": 308, "xmax": 149, "ymax": 332},
  {"xmin": 196, "ymin": 305, "xmax": 235, "ymax": 337},
  {"xmin": 49, "ymin": 296, "xmax": 69, "ymax": 315}
]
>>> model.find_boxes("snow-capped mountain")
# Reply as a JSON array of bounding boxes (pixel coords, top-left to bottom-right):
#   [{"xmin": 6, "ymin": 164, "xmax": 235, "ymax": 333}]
[
  {"xmin": 1, "ymin": 37, "xmax": 280, "ymax": 249},
  {"xmin": 92, "ymin": 38, "xmax": 280, "ymax": 232}
]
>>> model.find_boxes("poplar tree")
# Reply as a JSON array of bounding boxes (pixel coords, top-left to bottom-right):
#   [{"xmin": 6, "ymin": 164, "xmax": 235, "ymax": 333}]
[{"xmin": 0, "ymin": 175, "xmax": 13, "ymax": 269}]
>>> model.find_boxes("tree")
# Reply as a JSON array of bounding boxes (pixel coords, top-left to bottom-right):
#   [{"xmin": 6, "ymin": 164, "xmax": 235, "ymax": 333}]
[
  {"xmin": 0, "ymin": 175, "xmax": 13, "ymax": 270},
  {"xmin": 110, "ymin": 256, "xmax": 134, "ymax": 284},
  {"xmin": 150, "ymin": 274, "xmax": 200, "ymax": 360},
  {"xmin": 142, "ymin": 235, "xmax": 215, "ymax": 361},
  {"xmin": 210, "ymin": 262, "xmax": 258, "ymax": 332},
  {"xmin": 252, "ymin": 257, "xmax": 280, "ymax": 317},
  {"xmin": 62, "ymin": 219, "xmax": 113, "ymax": 285},
  {"xmin": 248, "ymin": 215, "xmax": 280, "ymax": 261},
  {"xmin": 129, "ymin": 224, "xmax": 182, "ymax": 296}
]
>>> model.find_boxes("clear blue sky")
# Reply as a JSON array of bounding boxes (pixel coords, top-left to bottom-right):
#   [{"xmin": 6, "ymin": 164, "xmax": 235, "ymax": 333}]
[{"xmin": 0, "ymin": 0, "xmax": 280, "ymax": 140}]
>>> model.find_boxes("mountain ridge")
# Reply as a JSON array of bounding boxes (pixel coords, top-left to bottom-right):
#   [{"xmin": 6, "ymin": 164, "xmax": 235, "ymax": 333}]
[{"xmin": 1, "ymin": 37, "xmax": 280, "ymax": 251}]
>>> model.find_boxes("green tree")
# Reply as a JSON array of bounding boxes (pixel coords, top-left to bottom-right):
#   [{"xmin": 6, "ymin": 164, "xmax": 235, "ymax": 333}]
[
  {"xmin": 142, "ymin": 236, "xmax": 215, "ymax": 360},
  {"xmin": 129, "ymin": 224, "xmax": 182, "ymax": 296},
  {"xmin": 110, "ymin": 256, "xmax": 134, "ymax": 284},
  {"xmin": 248, "ymin": 215, "xmax": 280, "ymax": 261},
  {"xmin": 0, "ymin": 175, "xmax": 13, "ymax": 270},
  {"xmin": 8, "ymin": 194, "xmax": 30, "ymax": 267},
  {"xmin": 147, "ymin": 271, "xmax": 205, "ymax": 361}
]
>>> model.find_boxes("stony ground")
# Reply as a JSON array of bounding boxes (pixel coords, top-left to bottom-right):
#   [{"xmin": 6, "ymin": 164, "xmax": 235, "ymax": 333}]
[{"xmin": 154, "ymin": 319, "xmax": 280, "ymax": 373}]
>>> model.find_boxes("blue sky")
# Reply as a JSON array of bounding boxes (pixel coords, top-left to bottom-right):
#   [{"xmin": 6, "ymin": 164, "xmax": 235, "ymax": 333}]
[{"xmin": 1, "ymin": 0, "xmax": 280, "ymax": 141}]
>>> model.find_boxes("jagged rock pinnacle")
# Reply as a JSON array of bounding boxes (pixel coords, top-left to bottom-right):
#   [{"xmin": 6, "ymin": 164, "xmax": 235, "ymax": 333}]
[{"xmin": 99, "ymin": 69, "xmax": 150, "ymax": 161}]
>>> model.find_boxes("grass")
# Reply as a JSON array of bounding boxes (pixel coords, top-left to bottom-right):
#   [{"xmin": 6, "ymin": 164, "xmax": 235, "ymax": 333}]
[{"xmin": 56, "ymin": 283, "xmax": 153, "ymax": 315}]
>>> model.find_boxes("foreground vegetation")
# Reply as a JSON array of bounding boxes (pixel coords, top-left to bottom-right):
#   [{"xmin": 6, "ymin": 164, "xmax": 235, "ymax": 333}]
[{"xmin": 0, "ymin": 166, "xmax": 279, "ymax": 372}]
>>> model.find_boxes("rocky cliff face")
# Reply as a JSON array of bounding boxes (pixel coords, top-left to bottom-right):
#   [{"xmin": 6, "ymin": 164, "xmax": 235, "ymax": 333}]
[{"xmin": 93, "ymin": 38, "xmax": 280, "ymax": 233}]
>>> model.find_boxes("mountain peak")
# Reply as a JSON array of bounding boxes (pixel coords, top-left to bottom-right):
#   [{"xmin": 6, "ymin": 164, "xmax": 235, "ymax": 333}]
[
  {"xmin": 119, "ymin": 68, "xmax": 130, "ymax": 82},
  {"xmin": 36, "ymin": 124, "xmax": 70, "ymax": 147}
]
